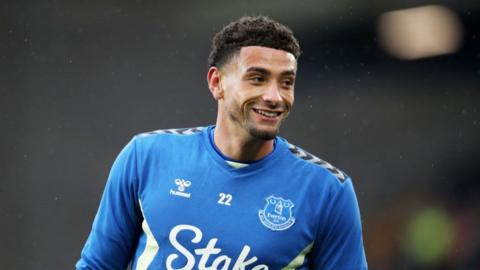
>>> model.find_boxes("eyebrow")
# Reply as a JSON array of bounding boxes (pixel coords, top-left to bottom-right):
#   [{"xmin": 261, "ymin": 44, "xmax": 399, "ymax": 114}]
[{"xmin": 245, "ymin": 67, "xmax": 296, "ymax": 77}]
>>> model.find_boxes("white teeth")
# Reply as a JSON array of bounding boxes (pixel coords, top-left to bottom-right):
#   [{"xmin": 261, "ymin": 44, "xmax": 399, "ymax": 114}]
[{"xmin": 255, "ymin": 109, "xmax": 279, "ymax": 117}]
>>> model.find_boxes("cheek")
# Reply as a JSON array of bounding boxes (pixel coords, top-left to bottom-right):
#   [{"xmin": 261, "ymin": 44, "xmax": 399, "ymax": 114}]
[
  {"xmin": 232, "ymin": 85, "xmax": 255, "ymax": 105},
  {"xmin": 221, "ymin": 84, "xmax": 236, "ymax": 103},
  {"xmin": 223, "ymin": 87, "xmax": 247, "ymax": 110},
  {"xmin": 224, "ymin": 79, "xmax": 247, "ymax": 99},
  {"xmin": 283, "ymin": 93, "xmax": 294, "ymax": 107}
]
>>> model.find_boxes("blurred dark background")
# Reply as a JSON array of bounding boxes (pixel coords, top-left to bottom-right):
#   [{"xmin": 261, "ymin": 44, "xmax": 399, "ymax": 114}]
[{"xmin": 1, "ymin": 0, "xmax": 479, "ymax": 269}]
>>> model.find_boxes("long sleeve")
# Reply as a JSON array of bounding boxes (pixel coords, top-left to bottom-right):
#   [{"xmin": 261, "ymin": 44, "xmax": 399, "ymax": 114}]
[
  {"xmin": 311, "ymin": 177, "xmax": 368, "ymax": 269},
  {"xmin": 76, "ymin": 138, "xmax": 142, "ymax": 269}
]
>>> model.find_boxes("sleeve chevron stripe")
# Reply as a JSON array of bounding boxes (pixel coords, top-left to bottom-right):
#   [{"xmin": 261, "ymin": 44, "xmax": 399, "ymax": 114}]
[
  {"xmin": 142, "ymin": 127, "xmax": 206, "ymax": 136},
  {"xmin": 287, "ymin": 143, "xmax": 347, "ymax": 182}
]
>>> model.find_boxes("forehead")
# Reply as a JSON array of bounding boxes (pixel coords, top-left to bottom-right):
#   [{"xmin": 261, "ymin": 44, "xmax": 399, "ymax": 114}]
[{"xmin": 234, "ymin": 46, "xmax": 297, "ymax": 73}]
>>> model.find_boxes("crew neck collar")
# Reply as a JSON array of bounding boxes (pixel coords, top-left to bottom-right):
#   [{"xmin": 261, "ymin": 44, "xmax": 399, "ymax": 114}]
[
  {"xmin": 202, "ymin": 125, "xmax": 286, "ymax": 176},
  {"xmin": 208, "ymin": 127, "xmax": 276, "ymax": 164}
]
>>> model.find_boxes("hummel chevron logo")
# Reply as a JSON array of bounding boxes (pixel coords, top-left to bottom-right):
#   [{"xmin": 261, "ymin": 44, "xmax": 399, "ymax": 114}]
[{"xmin": 170, "ymin": 178, "xmax": 192, "ymax": 198}]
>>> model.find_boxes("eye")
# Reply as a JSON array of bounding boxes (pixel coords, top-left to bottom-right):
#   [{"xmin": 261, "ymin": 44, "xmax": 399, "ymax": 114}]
[
  {"xmin": 281, "ymin": 79, "xmax": 294, "ymax": 88},
  {"xmin": 249, "ymin": 76, "xmax": 265, "ymax": 84}
]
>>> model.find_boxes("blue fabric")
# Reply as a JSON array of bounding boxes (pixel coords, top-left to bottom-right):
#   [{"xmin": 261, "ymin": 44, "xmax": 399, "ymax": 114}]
[{"xmin": 76, "ymin": 126, "xmax": 367, "ymax": 269}]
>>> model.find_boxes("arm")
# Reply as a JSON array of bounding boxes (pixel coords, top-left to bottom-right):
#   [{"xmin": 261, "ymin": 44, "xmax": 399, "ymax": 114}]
[
  {"xmin": 76, "ymin": 138, "xmax": 142, "ymax": 269},
  {"xmin": 311, "ymin": 177, "xmax": 368, "ymax": 269}
]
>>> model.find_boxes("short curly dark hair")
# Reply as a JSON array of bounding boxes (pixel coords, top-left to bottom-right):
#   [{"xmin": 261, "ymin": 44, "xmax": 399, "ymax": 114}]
[{"xmin": 208, "ymin": 16, "xmax": 301, "ymax": 68}]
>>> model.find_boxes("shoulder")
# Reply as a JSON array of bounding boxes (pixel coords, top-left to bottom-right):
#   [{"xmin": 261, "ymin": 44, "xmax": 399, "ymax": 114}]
[
  {"xmin": 282, "ymin": 139, "xmax": 348, "ymax": 184},
  {"xmin": 130, "ymin": 126, "xmax": 207, "ymax": 152},
  {"xmin": 134, "ymin": 126, "xmax": 206, "ymax": 142},
  {"xmin": 137, "ymin": 126, "xmax": 206, "ymax": 138}
]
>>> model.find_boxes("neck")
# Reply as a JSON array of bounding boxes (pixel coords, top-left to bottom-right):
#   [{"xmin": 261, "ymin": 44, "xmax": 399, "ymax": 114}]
[{"xmin": 213, "ymin": 121, "xmax": 274, "ymax": 162}]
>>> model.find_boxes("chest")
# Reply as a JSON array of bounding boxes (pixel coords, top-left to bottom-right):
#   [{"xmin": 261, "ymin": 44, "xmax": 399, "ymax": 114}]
[{"xmin": 137, "ymin": 160, "xmax": 320, "ymax": 269}]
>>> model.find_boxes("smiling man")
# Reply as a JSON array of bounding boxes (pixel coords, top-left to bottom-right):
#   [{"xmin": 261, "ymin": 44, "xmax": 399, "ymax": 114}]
[
  {"xmin": 77, "ymin": 16, "xmax": 367, "ymax": 269},
  {"xmin": 209, "ymin": 45, "xmax": 296, "ymax": 162}
]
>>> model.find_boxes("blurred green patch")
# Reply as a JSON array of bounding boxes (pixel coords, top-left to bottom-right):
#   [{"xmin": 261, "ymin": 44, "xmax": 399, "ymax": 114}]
[{"xmin": 404, "ymin": 207, "xmax": 454, "ymax": 265}]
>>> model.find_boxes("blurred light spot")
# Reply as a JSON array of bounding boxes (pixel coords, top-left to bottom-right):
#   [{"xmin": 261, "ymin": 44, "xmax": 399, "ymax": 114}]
[
  {"xmin": 404, "ymin": 207, "xmax": 454, "ymax": 264},
  {"xmin": 377, "ymin": 5, "xmax": 463, "ymax": 60}
]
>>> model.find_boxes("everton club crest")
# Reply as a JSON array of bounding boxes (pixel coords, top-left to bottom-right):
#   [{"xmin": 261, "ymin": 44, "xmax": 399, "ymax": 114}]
[{"xmin": 258, "ymin": 195, "xmax": 295, "ymax": 231}]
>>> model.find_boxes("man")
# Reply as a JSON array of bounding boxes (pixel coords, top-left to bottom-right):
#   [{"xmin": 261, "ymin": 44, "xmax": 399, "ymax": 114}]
[{"xmin": 77, "ymin": 16, "xmax": 367, "ymax": 269}]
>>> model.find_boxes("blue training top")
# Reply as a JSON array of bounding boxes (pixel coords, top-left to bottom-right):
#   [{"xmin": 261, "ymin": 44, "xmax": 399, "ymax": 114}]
[{"xmin": 76, "ymin": 126, "xmax": 367, "ymax": 270}]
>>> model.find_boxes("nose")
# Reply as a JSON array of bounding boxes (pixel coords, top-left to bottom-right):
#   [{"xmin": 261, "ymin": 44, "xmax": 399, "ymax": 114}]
[{"xmin": 262, "ymin": 83, "xmax": 282, "ymax": 104}]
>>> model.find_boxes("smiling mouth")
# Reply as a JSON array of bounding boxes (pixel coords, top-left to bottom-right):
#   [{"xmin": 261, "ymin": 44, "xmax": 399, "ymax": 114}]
[{"xmin": 252, "ymin": 108, "xmax": 282, "ymax": 118}]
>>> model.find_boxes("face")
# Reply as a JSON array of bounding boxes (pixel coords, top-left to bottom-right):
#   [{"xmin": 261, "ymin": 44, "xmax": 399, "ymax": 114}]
[{"xmin": 215, "ymin": 46, "xmax": 297, "ymax": 140}]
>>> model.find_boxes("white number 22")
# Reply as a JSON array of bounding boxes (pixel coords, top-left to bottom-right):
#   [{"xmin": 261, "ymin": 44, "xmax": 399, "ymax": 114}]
[{"xmin": 218, "ymin": 193, "xmax": 232, "ymax": 206}]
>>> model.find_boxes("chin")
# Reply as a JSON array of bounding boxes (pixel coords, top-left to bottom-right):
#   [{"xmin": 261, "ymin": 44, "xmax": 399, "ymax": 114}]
[{"xmin": 247, "ymin": 126, "xmax": 279, "ymax": 140}]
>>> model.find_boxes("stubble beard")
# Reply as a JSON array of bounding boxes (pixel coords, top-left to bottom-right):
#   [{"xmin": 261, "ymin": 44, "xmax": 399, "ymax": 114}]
[
  {"xmin": 243, "ymin": 116, "xmax": 279, "ymax": 140},
  {"xmin": 228, "ymin": 102, "xmax": 290, "ymax": 141}
]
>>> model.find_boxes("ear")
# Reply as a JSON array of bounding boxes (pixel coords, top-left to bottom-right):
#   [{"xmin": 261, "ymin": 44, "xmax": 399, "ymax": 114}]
[{"xmin": 207, "ymin": 66, "xmax": 223, "ymax": 100}]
